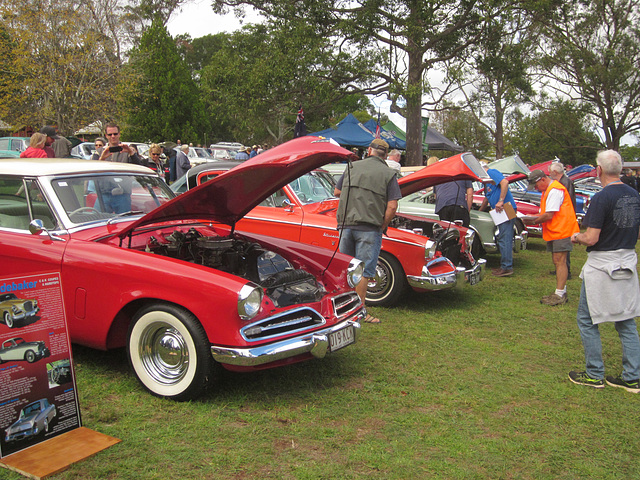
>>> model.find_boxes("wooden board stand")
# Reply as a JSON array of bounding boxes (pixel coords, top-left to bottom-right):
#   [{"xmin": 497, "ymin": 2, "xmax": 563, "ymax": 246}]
[{"xmin": 0, "ymin": 427, "xmax": 120, "ymax": 479}]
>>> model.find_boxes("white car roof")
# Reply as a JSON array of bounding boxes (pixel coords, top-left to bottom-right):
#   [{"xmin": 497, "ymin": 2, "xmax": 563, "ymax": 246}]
[{"xmin": 0, "ymin": 158, "xmax": 154, "ymax": 176}]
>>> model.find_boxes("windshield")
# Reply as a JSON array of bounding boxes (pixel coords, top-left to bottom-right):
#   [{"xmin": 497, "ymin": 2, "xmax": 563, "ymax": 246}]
[
  {"xmin": 288, "ymin": 170, "xmax": 337, "ymax": 204},
  {"xmin": 192, "ymin": 148, "xmax": 213, "ymax": 159},
  {"xmin": 51, "ymin": 173, "xmax": 174, "ymax": 225}
]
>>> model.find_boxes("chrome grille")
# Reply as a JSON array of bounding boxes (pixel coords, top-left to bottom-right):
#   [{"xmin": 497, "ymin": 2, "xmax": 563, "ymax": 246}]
[
  {"xmin": 332, "ymin": 292, "xmax": 361, "ymax": 317},
  {"xmin": 241, "ymin": 307, "xmax": 325, "ymax": 341}
]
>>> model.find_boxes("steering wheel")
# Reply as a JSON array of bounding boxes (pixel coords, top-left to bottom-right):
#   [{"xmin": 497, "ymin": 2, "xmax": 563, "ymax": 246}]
[{"xmin": 69, "ymin": 207, "xmax": 100, "ymax": 216}]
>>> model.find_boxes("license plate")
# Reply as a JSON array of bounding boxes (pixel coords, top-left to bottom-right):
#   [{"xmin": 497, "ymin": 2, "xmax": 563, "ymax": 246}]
[
  {"xmin": 469, "ymin": 271, "xmax": 480, "ymax": 285},
  {"xmin": 328, "ymin": 326, "xmax": 355, "ymax": 352}
]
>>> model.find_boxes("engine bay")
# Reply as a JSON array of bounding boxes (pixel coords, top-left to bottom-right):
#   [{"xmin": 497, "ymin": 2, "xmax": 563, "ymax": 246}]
[
  {"xmin": 144, "ymin": 227, "xmax": 325, "ymax": 307},
  {"xmin": 390, "ymin": 215, "xmax": 478, "ymax": 268}
]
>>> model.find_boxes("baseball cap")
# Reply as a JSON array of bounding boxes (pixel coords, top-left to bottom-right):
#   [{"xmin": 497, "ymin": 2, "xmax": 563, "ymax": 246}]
[
  {"xmin": 369, "ymin": 138, "xmax": 389, "ymax": 155},
  {"xmin": 40, "ymin": 126, "xmax": 58, "ymax": 138},
  {"xmin": 528, "ymin": 169, "xmax": 546, "ymax": 188}
]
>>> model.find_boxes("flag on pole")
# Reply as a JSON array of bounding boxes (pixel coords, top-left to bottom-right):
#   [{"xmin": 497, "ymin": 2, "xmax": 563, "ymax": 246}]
[
  {"xmin": 293, "ymin": 105, "xmax": 307, "ymax": 138},
  {"xmin": 375, "ymin": 110, "xmax": 381, "ymax": 139}
]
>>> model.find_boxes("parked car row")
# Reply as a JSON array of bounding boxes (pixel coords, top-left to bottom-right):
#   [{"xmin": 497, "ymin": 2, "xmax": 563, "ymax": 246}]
[{"xmin": 2, "ymin": 137, "xmax": 587, "ymax": 402}]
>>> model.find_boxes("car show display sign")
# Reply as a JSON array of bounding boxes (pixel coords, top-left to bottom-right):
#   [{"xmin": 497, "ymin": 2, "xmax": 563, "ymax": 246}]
[{"xmin": 0, "ymin": 273, "xmax": 81, "ymax": 459}]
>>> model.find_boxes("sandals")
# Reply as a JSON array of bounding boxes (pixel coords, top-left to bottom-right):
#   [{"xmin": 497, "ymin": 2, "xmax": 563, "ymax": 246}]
[{"xmin": 363, "ymin": 314, "xmax": 381, "ymax": 324}]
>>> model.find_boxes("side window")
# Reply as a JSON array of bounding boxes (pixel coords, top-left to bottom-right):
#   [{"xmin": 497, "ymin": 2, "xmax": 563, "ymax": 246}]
[
  {"xmin": 0, "ymin": 139, "xmax": 9, "ymax": 150},
  {"xmin": 0, "ymin": 178, "xmax": 57, "ymax": 230},
  {"xmin": 25, "ymin": 180, "xmax": 57, "ymax": 229},
  {"xmin": 0, "ymin": 178, "xmax": 30, "ymax": 229}
]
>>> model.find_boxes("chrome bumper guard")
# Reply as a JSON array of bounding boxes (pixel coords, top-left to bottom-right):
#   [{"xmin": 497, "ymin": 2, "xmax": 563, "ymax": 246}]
[
  {"xmin": 515, "ymin": 230, "xmax": 528, "ymax": 251},
  {"xmin": 407, "ymin": 267, "xmax": 464, "ymax": 291},
  {"xmin": 464, "ymin": 258, "xmax": 486, "ymax": 284},
  {"xmin": 210, "ymin": 314, "xmax": 364, "ymax": 367}
]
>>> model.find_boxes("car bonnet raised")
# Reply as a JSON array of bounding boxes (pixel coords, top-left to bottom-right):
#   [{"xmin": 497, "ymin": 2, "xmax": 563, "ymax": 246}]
[
  {"xmin": 119, "ymin": 137, "xmax": 357, "ymax": 236},
  {"xmin": 398, "ymin": 152, "xmax": 491, "ymax": 197}
]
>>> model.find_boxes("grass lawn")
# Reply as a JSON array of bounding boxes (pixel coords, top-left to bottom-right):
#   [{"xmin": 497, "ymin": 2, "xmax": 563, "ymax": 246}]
[{"xmin": 3, "ymin": 237, "xmax": 639, "ymax": 479}]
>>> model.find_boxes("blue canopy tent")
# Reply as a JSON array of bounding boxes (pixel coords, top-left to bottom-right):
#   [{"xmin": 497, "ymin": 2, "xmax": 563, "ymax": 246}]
[
  {"xmin": 362, "ymin": 119, "xmax": 407, "ymax": 150},
  {"xmin": 310, "ymin": 114, "xmax": 376, "ymax": 147}
]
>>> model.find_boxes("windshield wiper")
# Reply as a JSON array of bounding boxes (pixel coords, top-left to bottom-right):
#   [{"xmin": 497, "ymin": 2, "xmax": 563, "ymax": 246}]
[{"xmin": 107, "ymin": 211, "xmax": 144, "ymax": 225}]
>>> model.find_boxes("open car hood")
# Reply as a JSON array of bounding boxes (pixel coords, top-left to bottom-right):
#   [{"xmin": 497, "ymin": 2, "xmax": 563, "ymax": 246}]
[
  {"xmin": 398, "ymin": 152, "xmax": 491, "ymax": 197},
  {"xmin": 119, "ymin": 137, "xmax": 357, "ymax": 237}
]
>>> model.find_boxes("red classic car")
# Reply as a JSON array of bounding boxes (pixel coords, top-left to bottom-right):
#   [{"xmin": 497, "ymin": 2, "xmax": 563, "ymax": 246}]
[
  {"xmin": 174, "ymin": 148, "xmax": 490, "ymax": 306},
  {"xmin": 0, "ymin": 139, "xmax": 367, "ymax": 401}
]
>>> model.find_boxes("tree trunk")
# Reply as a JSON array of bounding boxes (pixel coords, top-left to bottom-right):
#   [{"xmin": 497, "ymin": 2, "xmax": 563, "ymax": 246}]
[{"xmin": 404, "ymin": 44, "xmax": 424, "ymax": 166}]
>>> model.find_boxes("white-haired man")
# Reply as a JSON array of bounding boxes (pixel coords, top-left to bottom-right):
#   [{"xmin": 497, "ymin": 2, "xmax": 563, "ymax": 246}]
[
  {"xmin": 176, "ymin": 144, "xmax": 191, "ymax": 179},
  {"xmin": 569, "ymin": 150, "xmax": 640, "ymax": 393}
]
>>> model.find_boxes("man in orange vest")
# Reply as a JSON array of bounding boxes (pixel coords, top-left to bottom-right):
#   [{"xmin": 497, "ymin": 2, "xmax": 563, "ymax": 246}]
[{"xmin": 523, "ymin": 169, "xmax": 580, "ymax": 306}]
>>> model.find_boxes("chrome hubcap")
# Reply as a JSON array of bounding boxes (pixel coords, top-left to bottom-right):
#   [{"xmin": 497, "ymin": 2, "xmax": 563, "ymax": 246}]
[{"xmin": 138, "ymin": 323, "xmax": 189, "ymax": 385}]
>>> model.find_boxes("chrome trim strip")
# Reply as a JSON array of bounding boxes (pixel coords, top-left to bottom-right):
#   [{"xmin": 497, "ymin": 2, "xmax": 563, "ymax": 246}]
[{"xmin": 211, "ymin": 315, "xmax": 364, "ymax": 367}]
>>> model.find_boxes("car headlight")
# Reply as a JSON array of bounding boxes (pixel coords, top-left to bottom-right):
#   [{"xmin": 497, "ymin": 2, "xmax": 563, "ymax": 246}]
[
  {"xmin": 347, "ymin": 258, "xmax": 364, "ymax": 288},
  {"xmin": 425, "ymin": 239, "xmax": 438, "ymax": 259},
  {"xmin": 237, "ymin": 283, "xmax": 263, "ymax": 320}
]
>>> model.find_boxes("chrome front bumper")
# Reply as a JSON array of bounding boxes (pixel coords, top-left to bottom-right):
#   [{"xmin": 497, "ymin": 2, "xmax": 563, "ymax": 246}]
[{"xmin": 210, "ymin": 314, "xmax": 364, "ymax": 367}]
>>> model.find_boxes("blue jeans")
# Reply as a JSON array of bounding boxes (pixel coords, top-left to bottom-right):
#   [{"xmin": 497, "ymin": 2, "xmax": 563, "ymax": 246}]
[
  {"xmin": 497, "ymin": 218, "xmax": 515, "ymax": 270},
  {"xmin": 577, "ymin": 280, "xmax": 640, "ymax": 380},
  {"xmin": 339, "ymin": 228, "xmax": 382, "ymax": 278}
]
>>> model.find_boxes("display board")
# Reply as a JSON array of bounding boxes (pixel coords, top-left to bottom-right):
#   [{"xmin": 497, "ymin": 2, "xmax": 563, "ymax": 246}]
[{"xmin": 0, "ymin": 273, "xmax": 81, "ymax": 458}]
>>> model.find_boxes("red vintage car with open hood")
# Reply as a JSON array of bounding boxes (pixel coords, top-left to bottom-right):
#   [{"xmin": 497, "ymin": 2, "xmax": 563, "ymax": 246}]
[
  {"xmin": 0, "ymin": 138, "xmax": 367, "ymax": 401},
  {"xmin": 175, "ymin": 142, "xmax": 491, "ymax": 306}
]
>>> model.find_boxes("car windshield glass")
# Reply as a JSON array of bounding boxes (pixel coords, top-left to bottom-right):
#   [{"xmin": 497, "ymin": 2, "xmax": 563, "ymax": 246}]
[
  {"xmin": 51, "ymin": 174, "xmax": 174, "ymax": 225},
  {"xmin": 22, "ymin": 403, "xmax": 40, "ymax": 416},
  {"xmin": 288, "ymin": 171, "xmax": 336, "ymax": 204}
]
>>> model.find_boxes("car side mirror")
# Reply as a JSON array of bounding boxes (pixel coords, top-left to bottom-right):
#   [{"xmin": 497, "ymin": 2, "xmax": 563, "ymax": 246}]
[
  {"xmin": 29, "ymin": 219, "xmax": 65, "ymax": 242},
  {"xmin": 282, "ymin": 198, "xmax": 294, "ymax": 212}
]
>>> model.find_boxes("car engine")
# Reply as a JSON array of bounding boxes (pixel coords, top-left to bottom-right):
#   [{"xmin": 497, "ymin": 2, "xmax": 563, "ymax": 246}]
[
  {"xmin": 145, "ymin": 227, "xmax": 326, "ymax": 307},
  {"xmin": 390, "ymin": 215, "xmax": 478, "ymax": 269}
]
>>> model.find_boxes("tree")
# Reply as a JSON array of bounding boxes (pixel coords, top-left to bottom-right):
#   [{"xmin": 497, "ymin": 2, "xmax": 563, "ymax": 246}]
[
  {"xmin": 447, "ymin": 12, "xmax": 536, "ymax": 159},
  {"xmin": 508, "ymin": 100, "xmax": 601, "ymax": 165},
  {"xmin": 120, "ymin": 20, "xmax": 207, "ymax": 143},
  {"xmin": 0, "ymin": 0, "xmax": 125, "ymax": 133},
  {"xmin": 198, "ymin": 21, "xmax": 371, "ymax": 145},
  {"xmin": 430, "ymin": 108, "xmax": 493, "ymax": 159},
  {"xmin": 213, "ymin": 0, "xmax": 507, "ymax": 165},
  {"xmin": 539, "ymin": 0, "xmax": 640, "ymax": 150}
]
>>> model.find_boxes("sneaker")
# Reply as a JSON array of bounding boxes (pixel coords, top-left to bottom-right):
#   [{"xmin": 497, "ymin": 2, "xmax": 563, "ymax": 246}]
[
  {"xmin": 492, "ymin": 268, "xmax": 513, "ymax": 277},
  {"xmin": 568, "ymin": 370, "xmax": 604, "ymax": 388},
  {"xmin": 605, "ymin": 376, "xmax": 640, "ymax": 393},
  {"xmin": 541, "ymin": 293, "xmax": 568, "ymax": 306}
]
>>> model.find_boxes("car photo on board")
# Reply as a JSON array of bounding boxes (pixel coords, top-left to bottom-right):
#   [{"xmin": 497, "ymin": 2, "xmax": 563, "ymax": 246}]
[
  {"xmin": 0, "ymin": 293, "xmax": 40, "ymax": 328},
  {"xmin": 0, "ymin": 337, "xmax": 50, "ymax": 363},
  {"xmin": 4, "ymin": 398, "xmax": 56, "ymax": 443},
  {"xmin": 0, "ymin": 138, "xmax": 367, "ymax": 401}
]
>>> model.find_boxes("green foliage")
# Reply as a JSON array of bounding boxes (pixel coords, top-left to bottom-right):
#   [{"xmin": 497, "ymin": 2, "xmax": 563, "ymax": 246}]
[
  {"xmin": 198, "ymin": 21, "xmax": 371, "ymax": 145},
  {"xmin": 0, "ymin": 0, "xmax": 123, "ymax": 134},
  {"xmin": 432, "ymin": 108, "xmax": 494, "ymax": 159},
  {"xmin": 620, "ymin": 143, "xmax": 640, "ymax": 162},
  {"xmin": 539, "ymin": 0, "xmax": 640, "ymax": 149},
  {"xmin": 120, "ymin": 20, "xmax": 207, "ymax": 143},
  {"xmin": 508, "ymin": 100, "xmax": 602, "ymax": 165}
]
